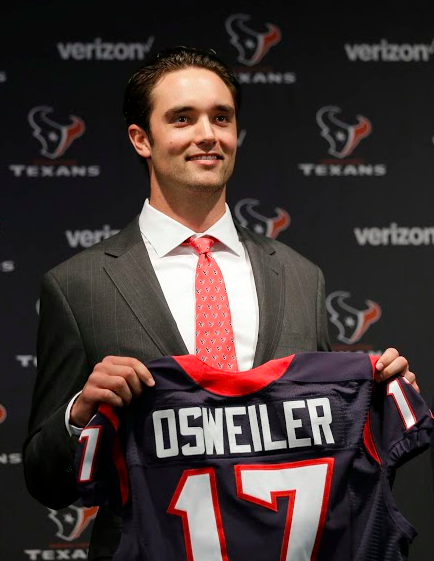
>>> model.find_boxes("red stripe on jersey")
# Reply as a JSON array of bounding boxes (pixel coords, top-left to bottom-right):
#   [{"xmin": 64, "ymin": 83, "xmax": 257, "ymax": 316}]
[
  {"xmin": 97, "ymin": 404, "xmax": 128, "ymax": 504},
  {"xmin": 112, "ymin": 431, "xmax": 129, "ymax": 506},
  {"xmin": 98, "ymin": 403, "xmax": 119, "ymax": 431},
  {"xmin": 173, "ymin": 354, "xmax": 295, "ymax": 396},
  {"xmin": 369, "ymin": 355, "xmax": 379, "ymax": 376},
  {"xmin": 363, "ymin": 412, "xmax": 382, "ymax": 466}
]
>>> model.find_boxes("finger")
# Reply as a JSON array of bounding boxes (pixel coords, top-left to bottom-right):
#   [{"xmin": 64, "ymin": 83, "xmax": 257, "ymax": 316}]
[
  {"xmin": 94, "ymin": 363, "xmax": 143, "ymax": 397},
  {"xmin": 92, "ymin": 372, "xmax": 134, "ymax": 405},
  {"xmin": 375, "ymin": 356, "xmax": 409, "ymax": 382},
  {"xmin": 376, "ymin": 347, "xmax": 399, "ymax": 371},
  {"xmin": 402, "ymin": 371, "xmax": 421, "ymax": 394},
  {"xmin": 103, "ymin": 356, "xmax": 155, "ymax": 387},
  {"xmin": 103, "ymin": 364, "xmax": 144, "ymax": 397},
  {"xmin": 129, "ymin": 359, "xmax": 155, "ymax": 387},
  {"xmin": 403, "ymin": 370, "xmax": 416, "ymax": 385},
  {"xmin": 411, "ymin": 381, "xmax": 420, "ymax": 394},
  {"xmin": 92, "ymin": 388, "xmax": 125, "ymax": 408}
]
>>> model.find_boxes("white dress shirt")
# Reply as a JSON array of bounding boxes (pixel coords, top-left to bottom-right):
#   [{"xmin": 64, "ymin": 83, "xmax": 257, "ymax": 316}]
[
  {"xmin": 66, "ymin": 199, "xmax": 259, "ymax": 434},
  {"xmin": 138, "ymin": 198, "xmax": 259, "ymax": 370}
]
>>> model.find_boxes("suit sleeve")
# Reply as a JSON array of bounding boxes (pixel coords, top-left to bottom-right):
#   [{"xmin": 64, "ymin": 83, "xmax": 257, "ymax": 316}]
[
  {"xmin": 22, "ymin": 271, "xmax": 91, "ymax": 508},
  {"xmin": 316, "ymin": 266, "xmax": 331, "ymax": 352},
  {"xmin": 367, "ymin": 376, "xmax": 434, "ymax": 470}
]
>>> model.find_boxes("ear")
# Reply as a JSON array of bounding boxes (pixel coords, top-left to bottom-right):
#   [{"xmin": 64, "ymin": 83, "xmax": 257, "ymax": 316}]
[{"xmin": 128, "ymin": 124, "xmax": 152, "ymax": 158}]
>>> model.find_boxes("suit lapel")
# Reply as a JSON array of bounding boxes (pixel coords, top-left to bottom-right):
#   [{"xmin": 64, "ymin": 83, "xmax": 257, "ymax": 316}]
[
  {"xmin": 102, "ymin": 216, "xmax": 285, "ymax": 366},
  {"xmin": 103, "ymin": 217, "xmax": 189, "ymax": 357},
  {"xmin": 237, "ymin": 226, "xmax": 285, "ymax": 367}
]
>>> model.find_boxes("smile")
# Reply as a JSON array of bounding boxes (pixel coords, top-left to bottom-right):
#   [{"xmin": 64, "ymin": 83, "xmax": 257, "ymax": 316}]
[{"xmin": 187, "ymin": 155, "xmax": 222, "ymax": 161}]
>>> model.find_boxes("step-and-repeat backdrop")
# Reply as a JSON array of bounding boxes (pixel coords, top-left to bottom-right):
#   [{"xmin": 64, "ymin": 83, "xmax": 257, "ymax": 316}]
[{"xmin": 1, "ymin": 1, "xmax": 433, "ymax": 559}]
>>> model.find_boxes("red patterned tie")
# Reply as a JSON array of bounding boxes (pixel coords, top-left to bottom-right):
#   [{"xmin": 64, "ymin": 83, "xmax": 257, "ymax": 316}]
[{"xmin": 188, "ymin": 236, "xmax": 239, "ymax": 371}]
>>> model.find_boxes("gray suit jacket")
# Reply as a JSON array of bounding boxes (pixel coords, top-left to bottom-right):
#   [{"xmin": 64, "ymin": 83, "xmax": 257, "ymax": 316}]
[{"xmin": 23, "ymin": 216, "xmax": 330, "ymax": 559}]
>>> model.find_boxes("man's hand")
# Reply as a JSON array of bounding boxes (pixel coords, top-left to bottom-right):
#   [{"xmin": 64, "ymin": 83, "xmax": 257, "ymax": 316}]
[
  {"xmin": 70, "ymin": 356, "xmax": 155, "ymax": 427},
  {"xmin": 375, "ymin": 347, "xmax": 419, "ymax": 393}
]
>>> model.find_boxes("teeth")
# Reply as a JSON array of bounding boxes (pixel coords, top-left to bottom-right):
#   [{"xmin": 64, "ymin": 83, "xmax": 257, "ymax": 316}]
[{"xmin": 190, "ymin": 155, "xmax": 219, "ymax": 160}]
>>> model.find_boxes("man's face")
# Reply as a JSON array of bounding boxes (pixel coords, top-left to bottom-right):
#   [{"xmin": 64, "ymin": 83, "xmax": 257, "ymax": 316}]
[{"xmin": 144, "ymin": 67, "xmax": 238, "ymax": 195}]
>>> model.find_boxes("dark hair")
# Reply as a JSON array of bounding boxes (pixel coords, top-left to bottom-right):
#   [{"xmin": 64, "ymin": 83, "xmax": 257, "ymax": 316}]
[{"xmin": 122, "ymin": 46, "xmax": 242, "ymax": 137}]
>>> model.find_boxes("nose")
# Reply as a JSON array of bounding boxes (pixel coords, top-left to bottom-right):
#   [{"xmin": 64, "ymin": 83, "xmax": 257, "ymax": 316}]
[{"xmin": 195, "ymin": 117, "xmax": 216, "ymax": 147}]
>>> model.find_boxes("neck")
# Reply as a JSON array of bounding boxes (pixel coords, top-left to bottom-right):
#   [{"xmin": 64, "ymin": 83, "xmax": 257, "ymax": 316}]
[{"xmin": 149, "ymin": 186, "xmax": 227, "ymax": 232}]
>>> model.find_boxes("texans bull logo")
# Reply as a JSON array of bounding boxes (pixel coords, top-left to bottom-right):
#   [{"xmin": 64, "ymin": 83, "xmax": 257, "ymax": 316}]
[
  {"xmin": 234, "ymin": 198, "xmax": 290, "ymax": 238},
  {"xmin": 28, "ymin": 105, "xmax": 85, "ymax": 159},
  {"xmin": 48, "ymin": 505, "xmax": 98, "ymax": 541},
  {"xmin": 326, "ymin": 291, "xmax": 381, "ymax": 345},
  {"xmin": 316, "ymin": 106, "xmax": 372, "ymax": 159},
  {"xmin": 226, "ymin": 14, "xmax": 281, "ymax": 66}
]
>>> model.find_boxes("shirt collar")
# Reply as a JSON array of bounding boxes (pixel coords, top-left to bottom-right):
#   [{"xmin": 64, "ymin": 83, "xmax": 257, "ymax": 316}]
[{"xmin": 138, "ymin": 199, "xmax": 243, "ymax": 257}]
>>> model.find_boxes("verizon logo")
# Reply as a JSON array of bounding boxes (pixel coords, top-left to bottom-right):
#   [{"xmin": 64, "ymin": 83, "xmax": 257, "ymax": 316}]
[
  {"xmin": 345, "ymin": 39, "xmax": 434, "ymax": 62},
  {"xmin": 57, "ymin": 36, "xmax": 154, "ymax": 61},
  {"xmin": 354, "ymin": 223, "xmax": 434, "ymax": 246},
  {"xmin": 65, "ymin": 225, "xmax": 120, "ymax": 248}
]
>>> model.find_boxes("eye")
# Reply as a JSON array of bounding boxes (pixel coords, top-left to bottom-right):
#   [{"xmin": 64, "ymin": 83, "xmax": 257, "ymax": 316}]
[
  {"xmin": 215, "ymin": 115, "xmax": 228, "ymax": 123},
  {"xmin": 176, "ymin": 115, "xmax": 188, "ymax": 123}
]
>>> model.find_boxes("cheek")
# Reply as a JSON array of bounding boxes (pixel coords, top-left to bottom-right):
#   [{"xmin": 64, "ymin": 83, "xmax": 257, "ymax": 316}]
[
  {"xmin": 220, "ymin": 130, "xmax": 238, "ymax": 152},
  {"xmin": 166, "ymin": 133, "xmax": 191, "ymax": 155}
]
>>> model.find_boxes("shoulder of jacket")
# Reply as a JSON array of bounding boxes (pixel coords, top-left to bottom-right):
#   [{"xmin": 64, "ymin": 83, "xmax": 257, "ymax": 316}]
[
  {"xmin": 237, "ymin": 222, "xmax": 321, "ymax": 273},
  {"xmin": 44, "ymin": 216, "xmax": 140, "ymax": 280}
]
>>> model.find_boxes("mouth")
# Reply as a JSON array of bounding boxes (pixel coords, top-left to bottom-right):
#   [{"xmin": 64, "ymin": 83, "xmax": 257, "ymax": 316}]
[{"xmin": 186, "ymin": 154, "xmax": 223, "ymax": 161}]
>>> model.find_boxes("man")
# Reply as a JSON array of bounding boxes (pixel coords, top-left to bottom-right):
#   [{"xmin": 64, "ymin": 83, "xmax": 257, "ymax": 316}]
[{"xmin": 23, "ymin": 46, "xmax": 416, "ymax": 560}]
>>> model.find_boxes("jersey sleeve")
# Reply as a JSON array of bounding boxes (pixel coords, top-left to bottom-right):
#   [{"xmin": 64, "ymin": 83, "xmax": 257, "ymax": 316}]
[
  {"xmin": 74, "ymin": 404, "xmax": 129, "ymax": 515},
  {"xmin": 365, "ymin": 375, "xmax": 434, "ymax": 469}
]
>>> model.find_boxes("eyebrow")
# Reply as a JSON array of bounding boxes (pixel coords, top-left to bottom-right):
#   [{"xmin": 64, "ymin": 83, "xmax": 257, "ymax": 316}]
[{"xmin": 164, "ymin": 104, "xmax": 235, "ymax": 120}]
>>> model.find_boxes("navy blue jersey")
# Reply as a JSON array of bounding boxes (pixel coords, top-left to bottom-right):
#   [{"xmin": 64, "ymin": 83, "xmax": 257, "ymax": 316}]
[{"xmin": 74, "ymin": 352, "xmax": 433, "ymax": 561}]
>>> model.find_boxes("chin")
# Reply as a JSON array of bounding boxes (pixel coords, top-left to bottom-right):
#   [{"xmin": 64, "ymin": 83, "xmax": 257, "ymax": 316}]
[
  {"xmin": 181, "ymin": 172, "xmax": 224, "ymax": 191},
  {"xmin": 186, "ymin": 183, "xmax": 225, "ymax": 195}
]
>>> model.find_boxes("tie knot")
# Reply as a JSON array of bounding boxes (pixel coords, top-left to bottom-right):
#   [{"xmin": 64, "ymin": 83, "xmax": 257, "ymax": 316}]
[{"xmin": 189, "ymin": 236, "xmax": 216, "ymax": 255}]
